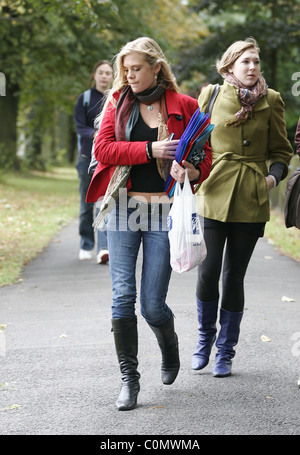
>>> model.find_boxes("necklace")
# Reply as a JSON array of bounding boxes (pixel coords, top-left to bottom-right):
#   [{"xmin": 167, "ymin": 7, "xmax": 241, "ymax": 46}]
[{"xmin": 147, "ymin": 104, "xmax": 153, "ymax": 111}]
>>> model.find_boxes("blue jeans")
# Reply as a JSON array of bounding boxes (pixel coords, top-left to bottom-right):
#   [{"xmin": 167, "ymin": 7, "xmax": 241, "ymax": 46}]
[
  {"xmin": 76, "ymin": 154, "xmax": 107, "ymax": 252},
  {"xmin": 107, "ymin": 196, "xmax": 173, "ymax": 326}
]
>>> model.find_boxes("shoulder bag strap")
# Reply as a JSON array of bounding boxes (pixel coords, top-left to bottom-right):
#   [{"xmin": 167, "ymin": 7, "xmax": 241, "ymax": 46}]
[{"xmin": 205, "ymin": 83, "xmax": 220, "ymax": 115}]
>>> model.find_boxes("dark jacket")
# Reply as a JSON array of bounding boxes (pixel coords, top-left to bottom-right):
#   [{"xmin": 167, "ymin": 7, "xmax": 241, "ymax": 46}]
[{"xmin": 74, "ymin": 87, "xmax": 105, "ymax": 158}]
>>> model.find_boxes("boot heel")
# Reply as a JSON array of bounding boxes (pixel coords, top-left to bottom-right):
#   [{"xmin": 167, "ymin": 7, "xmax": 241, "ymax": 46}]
[
  {"xmin": 116, "ymin": 382, "xmax": 140, "ymax": 411},
  {"xmin": 148, "ymin": 315, "xmax": 180, "ymax": 385},
  {"xmin": 212, "ymin": 359, "xmax": 232, "ymax": 377}
]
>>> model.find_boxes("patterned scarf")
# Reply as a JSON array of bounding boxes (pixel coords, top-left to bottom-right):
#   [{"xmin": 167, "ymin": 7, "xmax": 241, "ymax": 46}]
[{"xmin": 224, "ymin": 73, "xmax": 268, "ymax": 127}]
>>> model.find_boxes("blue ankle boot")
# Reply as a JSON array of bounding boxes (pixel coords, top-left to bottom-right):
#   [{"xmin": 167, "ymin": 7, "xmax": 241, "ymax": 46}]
[
  {"xmin": 212, "ymin": 308, "xmax": 243, "ymax": 377},
  {"xmin": 192, "ymin": 297, "xmax": 218, "ymax": 370}
]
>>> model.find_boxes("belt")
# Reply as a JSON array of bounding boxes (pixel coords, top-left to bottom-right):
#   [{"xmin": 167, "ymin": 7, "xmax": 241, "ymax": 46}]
[
  {"xmin": 212, "ymin": 152, "xmax": 266, "ymax": 167},
  {"xmin": 128, "ymin": 197, "xmax": 171, "ymax": 216},
  {"xmin": 211, "ymin": 152, "xmax": 268, "ymax": 206}
]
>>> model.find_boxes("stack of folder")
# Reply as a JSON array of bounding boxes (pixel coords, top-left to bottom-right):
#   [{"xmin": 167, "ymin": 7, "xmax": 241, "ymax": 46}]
[{"xmin": 165, "ymin": 109, "xmax": 214, "ymax": 197}]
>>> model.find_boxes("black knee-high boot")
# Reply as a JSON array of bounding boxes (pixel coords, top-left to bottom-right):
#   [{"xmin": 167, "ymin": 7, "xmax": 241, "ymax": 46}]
[
  {"xmin": 112, "ymin": 318, "xmax": 140, "ymax": 410},
  {"xmin": 148, "ymin": 314, "xmax": 180, "ymax": 385}
]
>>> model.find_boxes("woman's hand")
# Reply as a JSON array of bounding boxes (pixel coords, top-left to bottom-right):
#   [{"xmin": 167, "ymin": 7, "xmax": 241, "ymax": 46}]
[
  {"xmin": 170, "ymin": 159, "xmax": 200, "ymax": 183},
  {"xmin": 265, "ymin": 175, "xmax": 276, "ymax": 191},
  {"xmin": 151, "ymin": 139, "xmax": 180, "ymax": 160}
]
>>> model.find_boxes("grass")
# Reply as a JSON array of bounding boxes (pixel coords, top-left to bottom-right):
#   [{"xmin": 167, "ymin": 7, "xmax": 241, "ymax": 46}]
[
  {"xmin": 0, "ymin": 167, "xmax": 299, "ymax": 287},
  {"xmin": 0, "ymin": 167, "xmax": 79, "ymax": 287},
  {"xmin": 265, "ymin": 209, "xmax": 300, "ymax": 263}
]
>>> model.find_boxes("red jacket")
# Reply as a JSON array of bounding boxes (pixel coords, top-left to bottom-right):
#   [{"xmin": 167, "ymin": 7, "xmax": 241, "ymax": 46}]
[{"xmin": 86, "ymin": 89, "xmax": 212, "ymax": 202}]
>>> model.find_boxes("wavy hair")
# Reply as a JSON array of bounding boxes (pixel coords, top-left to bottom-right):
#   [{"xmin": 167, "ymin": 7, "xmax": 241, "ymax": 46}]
[
  {"xmin": 113, "ymin": 37, "xmax": 178, "ymax": 93},
  {"xmin": 98, "ymin": 37, "xmax": 178, "ymax": 123},
  {"xmin": 216, "ymin": 37, "xmax": 260, "ymax": 77}
]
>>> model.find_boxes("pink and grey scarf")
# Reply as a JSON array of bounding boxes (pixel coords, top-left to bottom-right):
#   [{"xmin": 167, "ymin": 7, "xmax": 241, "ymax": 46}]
[{"xmin": 225, "ymin": 72, "xmax": 268, "ymax": 126}]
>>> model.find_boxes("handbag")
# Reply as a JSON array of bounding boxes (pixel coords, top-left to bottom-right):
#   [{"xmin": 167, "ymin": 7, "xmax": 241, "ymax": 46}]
[
  {"xmin": 284, "ymin": 169, "xmax": 300, "ymax": 229},
  {"xmin": 167, "ymin": 171, "xmax": 207, "ymax": 273},
  {"xmin": 205, "ymin": 83, "xmax": 220, "ymax": 115}
]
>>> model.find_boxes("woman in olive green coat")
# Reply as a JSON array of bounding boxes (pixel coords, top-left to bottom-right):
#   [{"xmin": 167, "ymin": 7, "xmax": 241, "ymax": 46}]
[{"xmin": 170, "ymin": 37, "xmax": 293, "ymax": 378}]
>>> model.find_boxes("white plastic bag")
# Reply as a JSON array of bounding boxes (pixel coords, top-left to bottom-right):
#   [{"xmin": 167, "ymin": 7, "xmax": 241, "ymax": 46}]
[{"xmin": 167, "ymin": 171, "xmax": 207, "ymax": 273}]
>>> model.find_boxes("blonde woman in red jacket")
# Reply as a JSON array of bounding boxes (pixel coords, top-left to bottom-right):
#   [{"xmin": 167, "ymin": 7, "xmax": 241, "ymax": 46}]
[{"xmin": 87, "ymin": 37, "xmax": 211, "ymax": 411}]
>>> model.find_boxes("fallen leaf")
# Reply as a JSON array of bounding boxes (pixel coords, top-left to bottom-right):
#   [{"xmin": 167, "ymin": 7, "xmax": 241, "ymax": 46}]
[
  {"xmin": 0, "ymin": 382, "xmax": 9, "ymax": 390},
  {"xmin": 7, "ymin": 404, "xmax": 22, "ymax": 410},
  {"xmin": 261, "ymin": 335, "xmax": 271, "ymax": 342},
  {"xmin": 59, "ymin": 333, "xmax": 68, "ymax": 338},
  {"xmin": 281, "ymin": 296, "xmax": 295, "ymax": 302},
  {"xmin": 0, "ymin": 382, "xmax": 18, "ymax": 391}
]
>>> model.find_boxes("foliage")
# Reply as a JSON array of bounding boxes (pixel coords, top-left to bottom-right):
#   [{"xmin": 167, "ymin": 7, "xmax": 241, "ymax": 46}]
[
  {"xmin": 0, "ymin": 0, "xmax": 205, "ymax": 170},
  {"xmin": 0, "ymin": 0, "xmax": 299, "ymax": 170},
  {"xmin": 176, "ymin": 0, "xmax": 300, "ymax": 131},
  {"xmin": 0, "ymin": 0, "xmax": 115, "ymax": 169}
]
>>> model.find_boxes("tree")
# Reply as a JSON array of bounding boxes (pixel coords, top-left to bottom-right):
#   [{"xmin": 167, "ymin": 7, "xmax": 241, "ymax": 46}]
[
  {"xmin": 175, "ymin": 0, "xmax": 300, "ymax": 130},
  {"xmin": 0, "ymin": 0, "xmax": 207, "ymax": 170},
  {"xmin": 0, "ymin": 0, "xmax": 120, "ymax": 169}
]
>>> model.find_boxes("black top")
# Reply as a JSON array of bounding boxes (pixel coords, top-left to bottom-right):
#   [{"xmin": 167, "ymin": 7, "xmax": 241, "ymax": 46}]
[{"xmin": 130, "ymin": 114, "xmax": 165, "ymax": 193}]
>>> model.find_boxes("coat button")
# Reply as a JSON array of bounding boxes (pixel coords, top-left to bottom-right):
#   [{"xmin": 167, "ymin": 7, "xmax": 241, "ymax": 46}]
[{"xmin": 243, "ymin": 140, "xmax": 251, "ymax": 146}]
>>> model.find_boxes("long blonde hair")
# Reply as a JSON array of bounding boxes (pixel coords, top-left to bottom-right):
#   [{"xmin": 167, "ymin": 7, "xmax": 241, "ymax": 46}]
[
  {"xmin": 97, "ymin": 37, "xmax": 178, "ymax": 125},
  {"xmin": 216, "ymin": 37, "xmax": 260, "ymax": 77}
]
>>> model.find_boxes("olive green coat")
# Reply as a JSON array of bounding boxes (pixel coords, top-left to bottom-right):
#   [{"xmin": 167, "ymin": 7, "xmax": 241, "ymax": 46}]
[{"xmin": 197, "ymin": 81, "xmax": 294, "ymax": 222}]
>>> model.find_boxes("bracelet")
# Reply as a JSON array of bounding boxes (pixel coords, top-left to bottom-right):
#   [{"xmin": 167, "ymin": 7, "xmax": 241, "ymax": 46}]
[{"xmin": 146, "ymin": 142, "xmax": 153, "ymax": 161}]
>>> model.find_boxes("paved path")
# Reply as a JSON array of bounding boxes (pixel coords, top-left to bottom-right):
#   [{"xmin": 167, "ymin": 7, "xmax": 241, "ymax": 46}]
[{"xmin": 0, "ymin": 219, "xmax": 299, "ymax": 439}]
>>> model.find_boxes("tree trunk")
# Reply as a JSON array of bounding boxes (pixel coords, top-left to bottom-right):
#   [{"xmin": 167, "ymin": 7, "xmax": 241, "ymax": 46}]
[
  {"xmin": 0, "ymin": 80, "xmax": 20, "ymax": 170},
  {"xmin": 67, "ymin": 114, "xmax": 77, "ymax": 164},
  {"xmin": 270, "ymin": 0, "xmax": 278, "ymax": 91},
  {"xmin": 270, "ymin": 48, "xmax": 278, "ymax": 91}
]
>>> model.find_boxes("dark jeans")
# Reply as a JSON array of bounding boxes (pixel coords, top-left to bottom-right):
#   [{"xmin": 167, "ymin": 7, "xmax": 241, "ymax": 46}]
[
  {"xmin": 76, "ymin": 154, "xmax": 107, "ymax": 252},
  {"xmin": 196, "ymin": 218, "xmax": 264, "ymax": 312}
]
